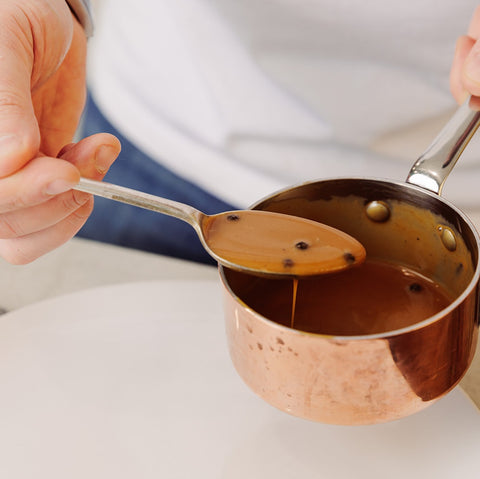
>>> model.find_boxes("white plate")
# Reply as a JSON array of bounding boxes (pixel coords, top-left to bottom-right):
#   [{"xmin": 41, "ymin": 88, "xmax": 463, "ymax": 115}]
[{"xmin": 0, "ymin": 280, "xmax": 477, "ymax": 479}]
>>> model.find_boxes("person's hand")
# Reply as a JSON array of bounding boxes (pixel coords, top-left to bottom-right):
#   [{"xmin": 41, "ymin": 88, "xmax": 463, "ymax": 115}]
[
  {"xmin": 0, "ymin": 0, "xmax": 120, "ymax": 264},
  {"xmin": 451, "ymin": 6, "xmax": 480, "ymax": 108}
]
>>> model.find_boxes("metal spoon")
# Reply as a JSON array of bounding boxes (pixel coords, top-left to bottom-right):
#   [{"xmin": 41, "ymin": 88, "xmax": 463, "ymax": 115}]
[{"xmin": 74, "ymin": 178, "xmax": 366, "ymax": 277}]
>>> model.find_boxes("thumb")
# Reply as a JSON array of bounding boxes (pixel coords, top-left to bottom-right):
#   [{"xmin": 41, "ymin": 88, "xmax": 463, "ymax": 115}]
[
  {"xmin": 462, "ymin": 37, "xmax": 480, "ymax": 99},
  {"xmin": 450, "ymin": 35, "xmax": 475, "ymax": 104},
  {"xmin": 0, "ymin": 9, "xmax": 41, "ymax": 178},
  {"xmin": 58, "ymin": 133, "xmax": 121, "ymax": 179}
]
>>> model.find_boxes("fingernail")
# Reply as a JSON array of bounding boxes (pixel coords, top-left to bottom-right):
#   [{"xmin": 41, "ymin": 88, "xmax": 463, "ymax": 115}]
[
  {"xmin": 45, "ymin": 179, "xmax": 77, "ymax": 195},
  {"xmin": 94, "ymin": 145, "xmax": 116, "ymax": 174}
]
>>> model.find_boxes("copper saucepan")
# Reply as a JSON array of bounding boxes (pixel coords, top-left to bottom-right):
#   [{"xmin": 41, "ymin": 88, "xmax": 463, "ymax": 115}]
[{"xmin": 219, "ymin": 99, "xmax": 480, "ymax": 425}]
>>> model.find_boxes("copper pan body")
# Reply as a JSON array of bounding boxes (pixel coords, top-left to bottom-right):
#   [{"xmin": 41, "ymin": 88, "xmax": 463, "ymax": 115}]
[{"xmin": 219, "ymin": 178, "xmax": 480, "ymax": 425}]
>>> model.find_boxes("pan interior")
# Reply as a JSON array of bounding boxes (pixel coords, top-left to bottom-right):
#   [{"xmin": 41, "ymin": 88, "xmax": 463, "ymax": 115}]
[{"xmin": 223, "ymin": 179, "xmax": 478, "ymax": 336}]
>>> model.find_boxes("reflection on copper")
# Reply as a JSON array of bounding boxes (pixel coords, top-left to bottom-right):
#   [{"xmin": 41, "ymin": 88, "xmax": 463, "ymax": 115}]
[{"xmin": 388, "ymin": 291, "xmax": 479, "ymax": 401}]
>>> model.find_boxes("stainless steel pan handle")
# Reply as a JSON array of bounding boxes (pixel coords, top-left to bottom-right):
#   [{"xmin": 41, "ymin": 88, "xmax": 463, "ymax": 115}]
[{"xmin": 407, "ymin": 97, "xmax": 480, "ymax": 194}]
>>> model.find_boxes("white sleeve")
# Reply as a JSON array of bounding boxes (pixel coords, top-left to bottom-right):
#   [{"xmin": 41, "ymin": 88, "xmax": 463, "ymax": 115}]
[{"xmin": 65, "ymin": 0, "xmax": 94, "ymax": 36}]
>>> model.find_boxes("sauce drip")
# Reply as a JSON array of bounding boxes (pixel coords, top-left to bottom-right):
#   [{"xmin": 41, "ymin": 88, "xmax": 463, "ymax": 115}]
[
  {"xmin": 291, "ymin": 278, "xmax": 299, "ymax": 329},
  {"xmin": 239, "ymin": 260, "xmax": 453, "ymax": 336},
  {"xmin": 203, "ymin": 210, "xmax": 366, "ymax": 277}
]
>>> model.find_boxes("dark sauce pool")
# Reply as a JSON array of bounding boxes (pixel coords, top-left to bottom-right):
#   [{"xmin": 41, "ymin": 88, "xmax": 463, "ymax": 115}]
[{"xmin": 237, "ymin": 260, "xmax": 453, "ymax": 335}]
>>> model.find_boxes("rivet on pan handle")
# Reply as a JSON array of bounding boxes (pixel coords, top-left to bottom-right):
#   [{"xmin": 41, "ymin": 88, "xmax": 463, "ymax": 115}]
[{"xmin": 407, "ymin": 97, "xmax": 480, "ymax": 195}]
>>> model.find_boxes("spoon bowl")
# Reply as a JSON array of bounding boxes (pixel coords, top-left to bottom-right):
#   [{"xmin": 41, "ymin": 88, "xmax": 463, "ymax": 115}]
[{"xmin": 74, "ymin": 178, "xmax": 366, "ymax": 277}]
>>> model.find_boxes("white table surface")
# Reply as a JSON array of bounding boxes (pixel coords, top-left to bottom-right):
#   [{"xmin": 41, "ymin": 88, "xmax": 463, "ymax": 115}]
[
  {"xmin": 0, "ymin": 275, "xmax": 477, "ymax": 479},
  {"xmin": 0, "ymin": 237, "xmax": 218, "ymax": 311}
]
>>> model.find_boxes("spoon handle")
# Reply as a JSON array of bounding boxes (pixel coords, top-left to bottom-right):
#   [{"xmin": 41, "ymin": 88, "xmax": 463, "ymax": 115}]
[{"xmin": 74, "ymin": 177, "xmax": 204, "ymax": 229}]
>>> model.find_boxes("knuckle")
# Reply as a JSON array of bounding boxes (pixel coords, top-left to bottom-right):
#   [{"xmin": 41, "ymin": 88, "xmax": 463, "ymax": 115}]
[
  {"xmin": 0, "ymin": 194, "xmax": 27, "ymax": 214},
  {"xmin": 0, "ymin": 214, "xmax": 23, "ymax": 239},
  {"xmin": 61, "ymin": 190, "xmax": 90, "ymax": 211},
  {"xmin": 0, "ymin": 88, "xmax": 25, "ymax": 111},
  {"xmin": 65, "ymin": 200, "xmax": 93, "ymax": 228}
]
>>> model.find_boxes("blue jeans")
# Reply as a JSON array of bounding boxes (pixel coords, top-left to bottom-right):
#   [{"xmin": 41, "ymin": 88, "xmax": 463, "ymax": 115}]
[{"xmin": 77, "ymin": 95, "xmax": 238, "ymax": 265}]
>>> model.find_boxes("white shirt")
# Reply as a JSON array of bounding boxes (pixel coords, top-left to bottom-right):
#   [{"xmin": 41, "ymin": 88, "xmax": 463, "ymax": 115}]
[{"xmin": 88, "ymin": 0, "xmax": 480, "ymax": 209}]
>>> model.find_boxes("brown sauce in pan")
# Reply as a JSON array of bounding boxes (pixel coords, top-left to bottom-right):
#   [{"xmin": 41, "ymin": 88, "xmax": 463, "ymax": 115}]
[{"xmin": 240, "ymin": 260, "xmax": 453, "ymax": 335}]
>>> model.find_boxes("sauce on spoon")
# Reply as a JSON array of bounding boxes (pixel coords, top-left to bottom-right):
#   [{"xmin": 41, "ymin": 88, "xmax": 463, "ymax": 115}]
[{"xmin": 202, "ymin": 210, "xmax": 366, "ymax": 277}]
